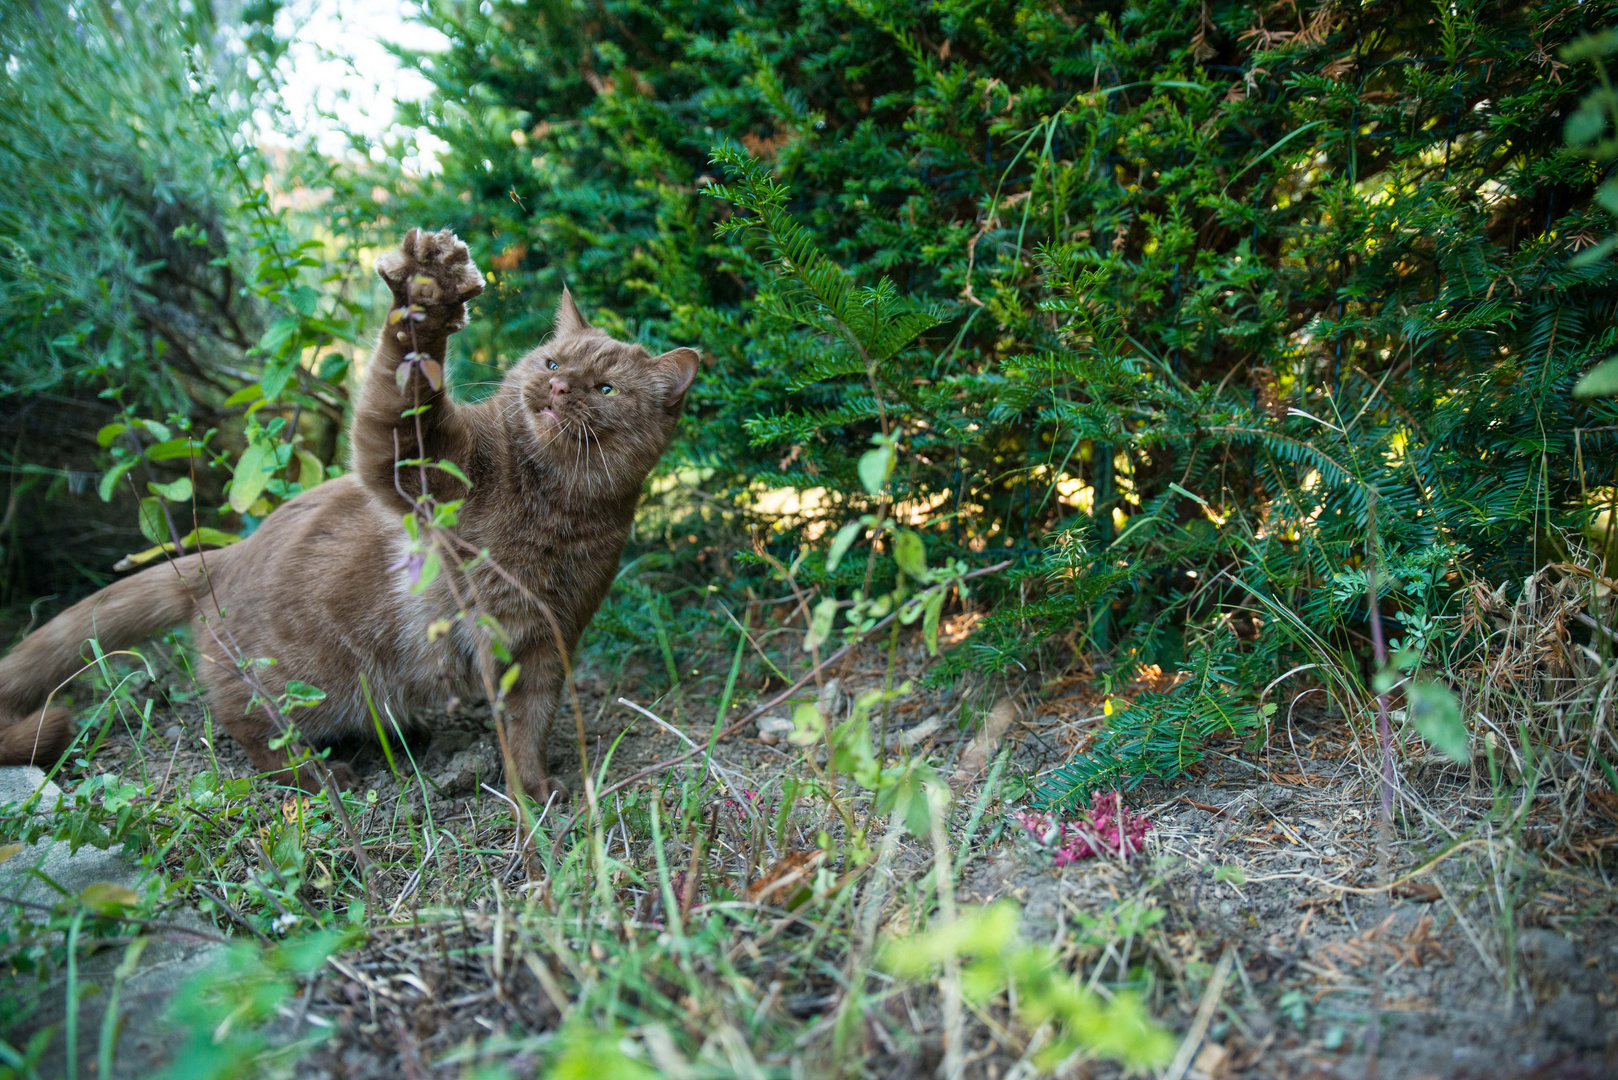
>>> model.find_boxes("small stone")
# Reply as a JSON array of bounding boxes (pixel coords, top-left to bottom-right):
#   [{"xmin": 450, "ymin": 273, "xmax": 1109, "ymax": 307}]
[
  {"xmin": 1218, "ymin": 900, "xmax": 1236, "ymax": 916},
  {"xmin": 817, "ymin": 678, "xmax": 843, "ymax": 719},
  {"xmin": 163, "ymin": 724, "xmax": 184, "ymax": 742},
  {"xmin": 433, "ymin": 749, "xmax": 488, "ymax": 797},
  {"xmin": 1519, "ymin": 928, "xmax": 1577, "ymax": 974},
  {"xmin": 1541, "ymin": 990, "xmax": 1605, "ymax": 1050},
  {"xmin": 1191, "ymin": 1042, "xmax": 1227, "ymax": 1078},
  {"xmin": 756, "ymin": 716, "xmax": 794, "ymax": 745}
]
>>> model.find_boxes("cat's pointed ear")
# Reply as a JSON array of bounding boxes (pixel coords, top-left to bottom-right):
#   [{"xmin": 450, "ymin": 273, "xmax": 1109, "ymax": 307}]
[
  {"xmin": 655, "ymin": 347, "xmax": 700, "ymax": 407},
  {"xmin": 555, "ymin": 286, "xmax": 592, "ymax": 337}
]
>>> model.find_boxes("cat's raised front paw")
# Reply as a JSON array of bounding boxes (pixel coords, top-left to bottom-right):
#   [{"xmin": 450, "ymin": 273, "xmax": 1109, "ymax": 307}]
[{"xmin": 375, "ymin": 227, "xmax": 486, "ymax": 336}]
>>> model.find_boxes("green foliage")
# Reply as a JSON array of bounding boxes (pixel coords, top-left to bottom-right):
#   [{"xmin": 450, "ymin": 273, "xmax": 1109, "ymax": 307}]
[
  {"xmin": 155, "ymin": 929, "xmax": 354, "ymax": 1080},
  {"xmin": 1406, "ymin": 679, "xmax": 1468, "ymax": 762},
  {"xmin": 0, "ymin": 0, "xmax": 270, "ymax": 409},
  {"xmin": 882, "ymin": 901, "xmax": 1175, "ymax": 1070},
  {"xmin": 543, "ymin": 1023, "xmax": 659, "ymax": 1080},
  {"xmin": 0, "ymin": 0, "xmax": 265, "ymax": 605},
  {"xmin": 1566, "ymin": 29, "xmax": 1618, "ymax": 398},
  {"xmin": 402, "ymin": 0, "xmax": 1618, "ymax": 806},
  {"xmin": 0, "ymin": 0, "xmax": 365, "ymax": 609},
  {"xmin": 1036, "ymin": 630, "xmax": 1257, "ymax": 805}
]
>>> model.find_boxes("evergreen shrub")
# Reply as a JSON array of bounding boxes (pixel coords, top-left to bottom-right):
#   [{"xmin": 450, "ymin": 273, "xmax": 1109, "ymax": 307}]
[{"xmin": 396, "ymin": 0, "xmax": 1618, "ymax": 803}]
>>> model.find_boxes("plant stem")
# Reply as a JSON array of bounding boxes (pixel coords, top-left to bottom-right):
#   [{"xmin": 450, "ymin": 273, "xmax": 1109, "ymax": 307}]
[{"xmin": 1364, "ymin": 489, "xmax": 1393, "ymax": 1080}]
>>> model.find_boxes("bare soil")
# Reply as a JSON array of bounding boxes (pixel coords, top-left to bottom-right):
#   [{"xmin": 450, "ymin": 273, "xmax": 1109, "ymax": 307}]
[{"xmin": 30, "ymin": 638, "xmax": 1618, "ymax": 1079}]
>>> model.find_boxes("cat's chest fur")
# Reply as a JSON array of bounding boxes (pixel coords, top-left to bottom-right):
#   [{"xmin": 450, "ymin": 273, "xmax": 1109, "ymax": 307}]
[{"xmin": 447, "ymin": 467, "xmax": 636, "ymax": 648}]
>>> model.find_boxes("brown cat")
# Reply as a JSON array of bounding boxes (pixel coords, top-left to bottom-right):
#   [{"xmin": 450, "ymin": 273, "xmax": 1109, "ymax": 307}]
[{"xmin": 0, "ymin": 228, "xmax": 697, "ymax": 802}]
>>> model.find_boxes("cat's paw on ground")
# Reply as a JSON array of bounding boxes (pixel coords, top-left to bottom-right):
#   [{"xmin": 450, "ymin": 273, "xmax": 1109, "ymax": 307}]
[{"xmin": 375, "ymin": 227, "xmax": 486, "ymax": 335}]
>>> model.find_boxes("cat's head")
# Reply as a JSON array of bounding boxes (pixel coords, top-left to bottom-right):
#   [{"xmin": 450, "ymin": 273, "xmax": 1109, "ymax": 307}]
[{"xmin": 514, "ymin": 289, "xmax": 699, "ymax": 485}]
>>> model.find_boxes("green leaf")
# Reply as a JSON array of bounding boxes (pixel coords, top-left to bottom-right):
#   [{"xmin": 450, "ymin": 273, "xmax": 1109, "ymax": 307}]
[
  {"xmin": 805, "ymin": 596, "xmax": 839, "ymax": 652},
  {"xmin": 1406, "ymin": 680, "xmax": 1468, "ymax": 763},
  {"xmin": 114, "ymin": 528, "xmax": 240, "ymax": 569},
  {"xmin": 79, "ymin": 882, "xmax": 140, "ymax": 915},
  {"xmin": 188, "ymin": 527, "xmax": 240, "ymax": 548},
  {"xmin": 880, "ymin": 901, "xmax": 1021, "ymax": 977},
  {"xmin": 431, "ymin": 499, "xmax": 461, "ymax": 528},
  {"xmin": 260, "ymin": 356, "xmax": 298, "ymax": 401},
  {"xmin": 317, "ymin": 353, "xmax": 350, "ymax": 383},
  {"xmin": 829, "ymin": 715, "xmax": 880, "ymax": 788},
  {"xmin": 788, "ymin": 701, "xmax": 826, "ymax": 746},
  {"xmin": 229, "ymin": 442, "xmax": 277, "ymax": 514},
  {"xmin": 137, "ymin": 497, "xmax": 167, "ymax": 544},
  {"xmin": 224, "ymin": 384, "xmax": 264, "ymax": 408},
  {"xmin": 281, "ymin": 680, "xmax": 327, "ymax": 710},
  {"xmin": 96, "ymin": 421, "xmax": 130, "ymax": 447},
  {"xmin": 98, "ymin": 457, "xmax": 140, "ymax": 502},
  {"xmin": 546, "ymin": 1023, "xmax": 659, "ymax": 1080},
  {"xmin": 894, "ymin": 528, "xmax": 926, "ymax": 577},
  {"xmin": 1597, "ymin": 181, "xmax": 1618, "ymax": 217},
  {"xmin": 147, "ymin": 476, "xmax": 193, "ymax": 502},
  {"xmin": 1561, "ymin": 28, "xmax": 1618, "ymax": 61},
  {"xmin": 276, "ymin": 928, "xmax": 356, "ymax": 977},
  {"xmin": 826, "ymin": 519, "xmax": 864, "ymax": 571},
  {"xmin": 434, "ymin": 458, "xmax": 471, "ymax": 487},
  {"xmin": 858, "ymin": 440, "xmax": 895, "ymax": 496},
  {"xmin": 257, "ymin": 315, "xmax": 301, "ymax": 357},
  {"xmin": 1213, "ymin": 864, "xmax": 1246, "ymax": 885},
  {"xmin": 296, "ymin": 450, "xmax": 325, "ymax": 489},
  {"xmin": 288, "ymin": 285, "xmax": 320, "ymax": 316},
  {"xmin": 145, "ymin": 438, "xmax": 204, "ymax": 462},
  {"xmin": 1574, "ymin": 355, "xmax": 1618, "ymax": 399},
  {"xmin": 1565, "ymin": 106, "xmax": 1607, "ymax": 146},
  {"xmin": 412, "ymin": 549, "xmax": 441, "ymax": 593},
  {"xmin": 922, "ymin": 588, "xmax": 945, "ymax": 655}
]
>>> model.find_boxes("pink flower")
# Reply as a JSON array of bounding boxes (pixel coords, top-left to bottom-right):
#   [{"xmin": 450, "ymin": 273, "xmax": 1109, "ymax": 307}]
[
  {"xmin": 1016, "ymin": 792, "xmax": 1152, "ymax": 865},
  {"xmin": 724, "ymin": 787, "xmax": 770, "ymax": 821}
]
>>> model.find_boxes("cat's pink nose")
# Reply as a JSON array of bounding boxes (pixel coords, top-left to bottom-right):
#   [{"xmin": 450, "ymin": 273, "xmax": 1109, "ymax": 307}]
[{"xmin": 549, "ymin": 377, "xmax": 569, "ymax": 397}]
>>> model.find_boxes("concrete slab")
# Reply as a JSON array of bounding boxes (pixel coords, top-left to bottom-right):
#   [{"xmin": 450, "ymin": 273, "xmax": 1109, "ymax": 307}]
[{"xmin": 1, "ymin": 766, "xmax": 225, "ymax": 1078}]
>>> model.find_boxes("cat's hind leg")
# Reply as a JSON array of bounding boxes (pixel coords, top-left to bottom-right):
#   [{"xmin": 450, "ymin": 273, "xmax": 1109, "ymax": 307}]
[{"xmin": 198, "ymin": 659, "xmax": 361, "ymax": 792}]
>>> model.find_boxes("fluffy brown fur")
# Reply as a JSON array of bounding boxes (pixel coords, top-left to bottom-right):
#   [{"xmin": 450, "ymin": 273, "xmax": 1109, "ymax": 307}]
[{"xmin": 0, "ymin": 228, "xmax": 697, "ymax": 801}]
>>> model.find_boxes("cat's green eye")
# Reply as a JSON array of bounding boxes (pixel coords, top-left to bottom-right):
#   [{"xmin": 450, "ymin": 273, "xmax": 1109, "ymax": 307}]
[
  {"xmin": 599, "ymin": 384, "xmax": 618, "ymax": 395},
  {"xmin": 547, "ymin": 360, "xmax": 558, "ymax": 370}
]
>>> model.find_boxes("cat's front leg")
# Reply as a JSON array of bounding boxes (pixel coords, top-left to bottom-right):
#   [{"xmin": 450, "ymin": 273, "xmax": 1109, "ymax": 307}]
[
  {"xmin": 354, "ymin": 228, "xmax": 486, "ymax": 509},
  {"xmin": 502, "ymin": 652, "xmax": 570, "ymax": 806}
]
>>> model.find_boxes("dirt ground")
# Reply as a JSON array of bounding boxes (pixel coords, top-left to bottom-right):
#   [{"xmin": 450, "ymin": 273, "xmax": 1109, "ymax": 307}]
[{"xmin": 25, "ymin": 637, "xmax": 1618, "ymax": 1079}]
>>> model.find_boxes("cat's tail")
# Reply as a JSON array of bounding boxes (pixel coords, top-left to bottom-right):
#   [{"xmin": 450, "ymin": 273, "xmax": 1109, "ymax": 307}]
[{"xmin": 0, "ymin": 554, "xmax": 210, "ymax": 767}]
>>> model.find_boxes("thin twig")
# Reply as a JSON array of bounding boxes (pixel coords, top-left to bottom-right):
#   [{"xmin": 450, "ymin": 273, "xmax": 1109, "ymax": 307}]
[{"xmin": 1164, "ymin": 946, "xmax": 1234, "ymax": 1080}]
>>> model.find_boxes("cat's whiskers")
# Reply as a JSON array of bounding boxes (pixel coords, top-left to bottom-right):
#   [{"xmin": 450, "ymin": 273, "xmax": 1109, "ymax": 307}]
[
  {"xmin": 572, "ymin": 417, "xmax": 592, "ymax": 501},
  {"xmin": 572, "ymin": 410, "xmax": 596, "ymax": 489},
  {"xmin": 584, "ymin": 418, "xmax": 614, "ymax": 491}
]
